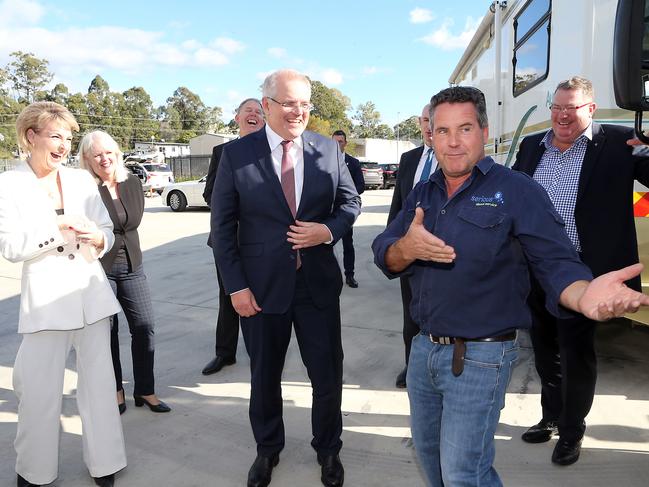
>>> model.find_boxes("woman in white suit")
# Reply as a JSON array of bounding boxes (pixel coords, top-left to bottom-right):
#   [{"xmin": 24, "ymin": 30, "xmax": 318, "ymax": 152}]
[{"xmin": 0, "ymin": 102, "xmax": 127, "ymax": 487}]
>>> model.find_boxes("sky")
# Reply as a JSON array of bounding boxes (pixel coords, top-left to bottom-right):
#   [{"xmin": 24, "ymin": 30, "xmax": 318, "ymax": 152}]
[{"xmin": 0, "ymin": 0, "xmax": 491, "ymax": 128}]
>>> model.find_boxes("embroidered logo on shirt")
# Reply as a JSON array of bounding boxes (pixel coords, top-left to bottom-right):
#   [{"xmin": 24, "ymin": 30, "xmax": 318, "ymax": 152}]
[{"xmin": 471, "ymin": 192, "xmax": 504, "ymax": 207}]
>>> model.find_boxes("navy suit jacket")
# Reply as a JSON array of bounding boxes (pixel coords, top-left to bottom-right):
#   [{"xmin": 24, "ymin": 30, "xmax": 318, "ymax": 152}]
[
  {"xmin": 344, "ymin": 153, "xmax": 365, "ymax": 195},
  {"xmin": 513, "ymin": 122, "xmax": 649, "ymax": 290},
  {"xmin": 211, "ymin": 129, "xmax": 361, "ymax": 313},
  {"xmin": 388, "ymin": 145, "xmax": 426, "ymax": 224}
]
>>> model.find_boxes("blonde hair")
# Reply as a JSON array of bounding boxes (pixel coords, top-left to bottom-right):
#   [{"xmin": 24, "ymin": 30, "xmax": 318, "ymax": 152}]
[
  {"xmin": 78, "ymin": 130, "xmax": 129, "ymax": 184},
  {"xmin": 15, "ymin": 101, "xmax": 79, "ymax": 152}
]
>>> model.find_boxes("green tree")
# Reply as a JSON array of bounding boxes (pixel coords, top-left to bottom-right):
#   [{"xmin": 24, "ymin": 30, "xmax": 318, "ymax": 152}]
[
  {"xmin": 46, "ymin": 83, "xmax": 70, "ymax": 105},
  {"xmin": 306, "ymin": 115, "xmax": 332, "ymax": 137},
  {"xmin": 122, "ymin": 86, "xmax": 158, "ymax": 147},
  {"xmin": 310, "ymin": 80, "xmax": 351, "ymax": 134},
  {"xmin": 394, "ymin": 115, "xmax": 421, "ymax": 142},
  {"xmin": 6, "ymin": 51, "xmax": 53, "ymax": 103},
  {"xmin": 352, "ymin": 101, "xmax": 389, "ymax": 138},
  {"xmin": 163, "ymin": 87, "xmax": 223, "ymax": 142},
  {"xmin": 88, "ymin": 75, "xmax": 110, "ymax": 96},
  {"xmin": 0, "ymin": 96, "xmax": 25, "ymax": 158}
]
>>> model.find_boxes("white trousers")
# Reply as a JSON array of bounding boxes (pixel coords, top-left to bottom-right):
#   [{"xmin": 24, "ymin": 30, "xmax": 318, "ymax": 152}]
[{"xmin": 13, "ymin": 319, "xmax": 127, "ymax": 484}]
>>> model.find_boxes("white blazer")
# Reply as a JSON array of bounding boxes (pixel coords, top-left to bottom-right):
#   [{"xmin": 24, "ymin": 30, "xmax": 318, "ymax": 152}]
[{"xmin": 0, "ymin": 162, "xmax": 121, "ymax": 333}]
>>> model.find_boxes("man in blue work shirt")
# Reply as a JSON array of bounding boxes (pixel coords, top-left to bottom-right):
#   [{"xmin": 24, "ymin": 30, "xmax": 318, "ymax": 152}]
[{"xmin": 372, "ymin": 86, "xmax": 649, "ymax": 487}]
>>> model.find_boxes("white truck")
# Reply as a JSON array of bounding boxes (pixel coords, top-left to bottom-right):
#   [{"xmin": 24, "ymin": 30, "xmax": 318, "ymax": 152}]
[{"xmin": 448, "ymin": 0, "xmax": 649, "ymax": 322}]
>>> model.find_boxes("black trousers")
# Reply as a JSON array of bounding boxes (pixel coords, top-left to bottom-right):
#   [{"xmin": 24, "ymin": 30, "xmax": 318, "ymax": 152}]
[
  {"xmin": 341, "ymin": 227, "xmax": 355, "ymax": 277},
  {"xmin": 240, "ymin": 270, "xmax": 343, "ymax": 457},
  {"xmin": 108, "ymin": 260, "xmax": 156, "ymax": 396},
  {"xmin": 214, "ymin": 260, "xmax": 240, "ymax": 358},
  {"xmin": 528, "ymin": 286, "xmax": 597, "ymax": 441},
  {"xmin": 400, "ymin": 277, "xmax": 420, "ymax": 365}
]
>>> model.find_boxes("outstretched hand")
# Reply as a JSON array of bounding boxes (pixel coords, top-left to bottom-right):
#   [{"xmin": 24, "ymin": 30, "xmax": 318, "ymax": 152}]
[
  {"xmin": 578, "ymin": 263, "xmax": 649, "ymax": 321},
  {"xmin": 401, "ymin": 207, "xmax": 455, "ymax": 263}
]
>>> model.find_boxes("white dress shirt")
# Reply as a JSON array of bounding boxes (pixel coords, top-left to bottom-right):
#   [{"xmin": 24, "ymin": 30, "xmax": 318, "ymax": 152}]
[
  {"xmin": 265, "ymin": 125, "xmax": 304, "ymax": 209},
  {"xmin": 413, "ymin": 144, "xmax": 438, "ymax": 189}
]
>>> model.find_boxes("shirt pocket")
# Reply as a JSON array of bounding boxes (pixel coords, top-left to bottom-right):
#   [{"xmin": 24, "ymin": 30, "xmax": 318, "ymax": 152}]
[{"xmin": 456, "ymin": 207, "xmax": 507, "ymax": 259}]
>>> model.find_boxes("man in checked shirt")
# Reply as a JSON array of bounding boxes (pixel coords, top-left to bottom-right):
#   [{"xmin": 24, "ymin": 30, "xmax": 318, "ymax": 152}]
[{"xmin": 514, "ymin": 76, "xmax": 649, "ymax": 466}]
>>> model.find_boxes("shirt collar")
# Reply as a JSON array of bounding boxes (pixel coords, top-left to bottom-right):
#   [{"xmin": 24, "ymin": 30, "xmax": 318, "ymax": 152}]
[
  {"xmin": 541, "ymin": 122, "xmax": 593, "ymax": 148},
  {"xmin": 265, "ymin": 124, "xmax": 304, "ymax": 152},
  {"xmin": 430, "ymin": 156, "xmax": 495, "ymax": 187}
]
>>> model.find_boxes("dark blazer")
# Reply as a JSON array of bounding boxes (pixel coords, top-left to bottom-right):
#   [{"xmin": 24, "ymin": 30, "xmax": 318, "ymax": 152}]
[
  {"xmin": 98, "ymin": 173, "xmax": 145, "ymax": 272},
  {"xmin": 387, "ymin": 145, "xmax": 426, "ymax": 224},
  {"xmin": 211, "ymin": 129, "xmax": 361, "ymax": 314},
  {"xmin": 203, "ymin": 142, "xmax": 229, "ymax": 205},
  {"xmin": 513, "ymin": 122, "xmax": 649, "ymax": 290},
  {"xmin": 344, "ymin": 153, "xmax": 365, "ymax": 195}
]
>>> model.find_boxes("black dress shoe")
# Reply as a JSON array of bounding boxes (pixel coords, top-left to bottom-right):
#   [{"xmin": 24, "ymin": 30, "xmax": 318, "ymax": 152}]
[
  {"xmin": 133, "ymin": 395, "xmax": 171, "ymax": 413},
  {"xmin": 202, "ymin": 355, "xmax": 236, "ymax": 375},
  {"xmin": 317, "ymin": 454, "xmax": 344, "ymax": 487},
  {"xmin": 247, "ymin": 453, "xmax": 279, "ymax": 487},
  {"xmin": 17, "ymin": 474, "xmax": 41, "ymax": 486},
  {"xmin": 395, "ymin": 367, "xmax": 407, "ymax": 389},
  {"xmin": 118, "ymin": 402, "xmax": 126, "ymax": 415},
  {"xmin": 521, "ymin": 419, "xmax": 558, "ymax": 443},
  {"xmin": 345, "ymin": 276, "xmax": 358, "ymax": 288},
  {"xmin": 552, "ymin": 438, "xmax": 582, "ymax": 466},
  {"xmin": 93, "ymin": 474, "xmax": 114, "ymax": 486}
]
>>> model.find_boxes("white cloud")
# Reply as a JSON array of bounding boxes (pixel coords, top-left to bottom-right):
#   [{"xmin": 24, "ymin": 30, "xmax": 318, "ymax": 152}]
[
  {"xmin": 211, "ymin": 37, "xmax": 245, "ymax": 54},
  {"xmin": 267, "ymin": 47, "xmax": 287, "ymax": 59},
  {"xmin": 362, "ymin": 66, "xmax": 379, "ymax": 75},
  {"xmin": 419, "ymin": 16, "xmax": 481, "ymax": 50},
  {"xmin": 319, "ymin": 68, "xmax": 343, "ymax": 85},
  {"xmin": 409, "ymin": 7, "xmax": 434, "ymax": 24},
  {"xmin": 0, "ymin": 25, "xmax": 244, "ymax": 77},
  {"xmin": 0, "ymin": 0, "xmax": 44, "ymax": 26}
]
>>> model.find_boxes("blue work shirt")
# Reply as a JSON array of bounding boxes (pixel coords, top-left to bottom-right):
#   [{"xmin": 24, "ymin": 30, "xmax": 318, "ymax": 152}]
[{"xmin": 372, "ymin": 157, "xmax": 592, "ymax": 339}]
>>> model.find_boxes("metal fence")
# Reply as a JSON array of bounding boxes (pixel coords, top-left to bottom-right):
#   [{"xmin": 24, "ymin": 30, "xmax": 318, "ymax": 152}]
[
  {"xmin": 0, "ymin": 159, "xmax": 19, "ymax": 172},
  {"xmin": 167, "ymin": 155, "xmax": 211, "ymax": 180}
]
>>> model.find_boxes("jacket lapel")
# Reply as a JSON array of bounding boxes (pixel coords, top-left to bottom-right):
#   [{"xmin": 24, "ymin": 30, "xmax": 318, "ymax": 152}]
[
  {"xmin": 405, "ymin": 146, "xmax": 425, "ymax": 189},
  {"xmin": 297, "ymin": 133, "xmax": 318, "ymax": 218},
  {"xmin": 577, "ymin": 123, "xmax": 605, "ymax": 202},
  {"xmin": 251, "ymin": 130, "xmax": 293, "ymax": 216}
]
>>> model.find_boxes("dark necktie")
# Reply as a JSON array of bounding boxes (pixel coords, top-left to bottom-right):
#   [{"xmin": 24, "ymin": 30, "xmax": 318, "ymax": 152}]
[
  {"xmin": 419, "ymin": 147, "xmax": 434, "ymax": 183},
  {"xmin": 281, "ymin": 140, "xmax": 297, "ymax": 216},
  {"xmin": 280, "ymin": 140, "xmax": 300, "ymax": 268}
]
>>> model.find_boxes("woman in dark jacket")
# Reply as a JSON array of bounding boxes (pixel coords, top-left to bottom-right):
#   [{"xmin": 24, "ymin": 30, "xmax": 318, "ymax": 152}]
[{"xmin": 79, "ymin": 130, "xmax": 170, "ymax": 414}]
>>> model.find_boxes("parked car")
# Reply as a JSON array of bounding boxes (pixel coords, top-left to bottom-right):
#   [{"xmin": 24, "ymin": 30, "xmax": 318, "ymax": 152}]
[
  {"xmin": 125, "ymin": 160, "xmax": 174, "ymax": 194},
  {"xmin": 160, "ymin": 177, "xmax": 208, "ymax": 212},
  {"xmin": 379, "ymin": 163, "xmax": 399, "ymax": 189},
  {"xmin": 360, "ymin": 162, "xmax": 383, "ymax": 190}
]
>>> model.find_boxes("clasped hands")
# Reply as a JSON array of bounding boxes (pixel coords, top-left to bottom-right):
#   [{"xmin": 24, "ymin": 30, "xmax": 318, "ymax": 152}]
[
  {"xmin": 56, "ymin": 214, "xmax": 105, "ymax": 252},
  {"xmin": 231, "ymin": 220, "xmax": 331, "ymax": 317}
]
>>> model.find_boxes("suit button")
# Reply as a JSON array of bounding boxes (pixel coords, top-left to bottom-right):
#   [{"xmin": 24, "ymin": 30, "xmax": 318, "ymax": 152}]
[
  {"xmin": 44, "ymin": 240, "xmax": 49, "ymax": 245},
  {"xmin": 77, "ymin": 244, "xmax": 80, "ymax": 250},
  {"xmin": 50, "ymin": 238, "xmax": 54, "ymax": 242},
  {"xmin": 38, "ymin": 243, "xmax": 43, "ymax": 248},
  {"xmin": 68, "ymin": 254, "xmax": 75, "ymax": 260},
  {"xmin": 57, "ymin": 246, "xmax": 64, "ymax": 252}
]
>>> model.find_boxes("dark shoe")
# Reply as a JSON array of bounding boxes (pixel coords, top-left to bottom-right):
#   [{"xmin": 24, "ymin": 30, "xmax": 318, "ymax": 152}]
[
  {"xmin": 521, "ymin": 419, "xmax": 558, "ymax": 443},
  {"xmin": 133, "ymin": 395, "xmax": 171, "ymax": 413},
  {"xmin": 395, "ymin": 367, "xmax": 407, "ymax": 389},
  {"xmin": 202, "ymin": 355, "xmax": 236, "ymax": 375},
  {"xmin": 552, "ymin": 438, "xmax": 582, "ymax": 466},
  {"xmin": 247, "ymin": 453, "xmax": 279, "ymax": 487},
  {"xmin": 345, "ymin": 276, "xmax": 358, "ymax": 288},
  {"xmin": 317, "ymin": 454, "xmax": 344, "ymax": 487},
  {"xmin": 17, "ymin": 474, "xmax": 41, "ymax": 486},
  {"xmin": 118, "ymin": 402, "xmax": 126, "ymax": 415},
  {"xmin": 93, "ymin": 474, "xmax": 115, "ymax": 486}
]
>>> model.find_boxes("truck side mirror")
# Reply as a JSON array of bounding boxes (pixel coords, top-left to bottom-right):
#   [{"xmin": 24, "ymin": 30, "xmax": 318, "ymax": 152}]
[{"xmin": 613, "ymin": 0, "xmax": 649, "ymax": 142}]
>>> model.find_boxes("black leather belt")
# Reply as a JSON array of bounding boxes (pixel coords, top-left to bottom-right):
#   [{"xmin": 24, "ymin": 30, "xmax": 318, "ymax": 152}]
[
  {"xmin": 421, "ymin": 332, "xmax": 516, "ymax": 377},
  {"xmin": 423, "ymin": 332, "xmax": 516, "ymax": 344}
]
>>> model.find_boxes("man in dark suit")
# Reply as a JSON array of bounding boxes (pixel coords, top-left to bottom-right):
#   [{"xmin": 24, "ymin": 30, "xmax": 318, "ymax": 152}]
[
  {"xmin": 514, "ymin": 76, "xmax": 649, "ymax": 466},
  {"xmin": 211, "ymin": 69, "xmax": 360, "ymax": 487},
  {"xmin": 331, "ymin": 129, "xmax": 364, "ymax": 288},
  {"xmin": 201, "ymin": 98, "xmax": 264, "ymax": 375},
  {"xmin": 387, "ymin": 103, "xmax": 437, "ymax": 388}
]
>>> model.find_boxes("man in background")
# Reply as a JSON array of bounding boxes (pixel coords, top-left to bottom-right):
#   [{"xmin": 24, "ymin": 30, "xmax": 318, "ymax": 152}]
[
  {"xmin": 332, "ymin": 129, "xmax": 364, "ymax": 288},
  {"xmin": 201, "ymin": 98, "xmax": 264, "ymax": 375},
  {"xmin": 386, "ymin": 103, "xmax": 437, "ymax": 388}
]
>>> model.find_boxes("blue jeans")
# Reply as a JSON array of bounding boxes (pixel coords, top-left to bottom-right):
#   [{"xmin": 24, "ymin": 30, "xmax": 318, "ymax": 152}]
[{"xmin": 407, "ymin": 333, "xmax": 518, "ymax": 487}]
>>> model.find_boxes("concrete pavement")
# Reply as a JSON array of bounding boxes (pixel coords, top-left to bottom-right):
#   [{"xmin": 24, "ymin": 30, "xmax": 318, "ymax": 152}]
[{"xmin": 1, "ymin": 188, "xmax": 649, "ymax": 486}]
